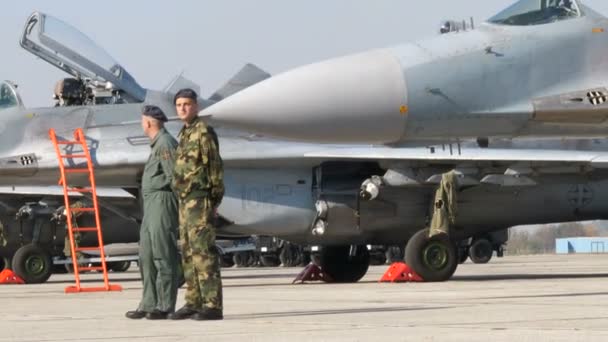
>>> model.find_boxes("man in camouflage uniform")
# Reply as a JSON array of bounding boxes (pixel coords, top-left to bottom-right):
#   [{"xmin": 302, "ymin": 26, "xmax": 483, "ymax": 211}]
[
  {"xmin": 63, "ymin": 201, "xmax": 85, "ymax": 261},
  {"xmin": 0, "ymin": 220, "xmax": 6, "ymax": 247},
  {"xmin": 169, "ymin": 89, "xmax": 224, "ymax": 321},
  {"xmin": 126, "ymin": 105, "xmax": 180, "ymax": 320}
]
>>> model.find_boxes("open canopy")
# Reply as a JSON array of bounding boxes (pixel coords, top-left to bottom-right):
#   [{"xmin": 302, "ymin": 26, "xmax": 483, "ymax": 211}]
[
  {"xmin": 20, "ymin": 12, "xmax": 146, "ymax": 102},
  {"xmin": 488, "ymin": 0, "xmax": 582, "ymax": 26}
]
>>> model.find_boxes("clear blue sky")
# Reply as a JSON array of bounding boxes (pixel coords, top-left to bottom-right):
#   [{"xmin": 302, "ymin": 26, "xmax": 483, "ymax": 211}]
[{"xmin": 1, "ymin": 0, "xmax": 607, "ymax": 107}]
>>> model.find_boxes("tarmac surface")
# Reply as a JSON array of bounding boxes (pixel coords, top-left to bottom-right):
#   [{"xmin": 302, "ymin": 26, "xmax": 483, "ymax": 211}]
[{"xmin": 1, "ymin": 254, "xmax": 607, "ymax": 341}]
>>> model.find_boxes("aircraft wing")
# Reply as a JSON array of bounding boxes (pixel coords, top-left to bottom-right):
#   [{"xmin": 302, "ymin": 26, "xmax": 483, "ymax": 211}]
[
  {"xmin": 302, "ymin": 145, "xmax": 608, "ymax": 186},
  {"xmin": 304, "ymin": 147, "xmax": 608, "ymax": 168},
  {"xmin": 0, "ymin": 186, "xmax": 135, "ymax": 198}
]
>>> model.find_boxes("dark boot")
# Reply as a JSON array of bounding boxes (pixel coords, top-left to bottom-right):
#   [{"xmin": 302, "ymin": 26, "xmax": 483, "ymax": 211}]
[
  {"xmin": 125, "ymin": 310, "xmax": 146, "ymax": 319},
  {"xmin": 146, "ymin": 310, "xmax": 169, "ymax": 320},
  {"xmin": 167, "ymin": 305, "xmax": 198, "ymax": 320},
  {"xmin": 191, "ymin": 308, "xmax": 223, "ymax": 321}
]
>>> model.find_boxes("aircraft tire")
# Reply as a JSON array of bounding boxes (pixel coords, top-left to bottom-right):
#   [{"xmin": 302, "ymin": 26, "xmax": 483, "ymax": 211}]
[
  {"xmin": 405, "ymin": 229, "xmax": 458, "ymax": 282},
  {"xmin": 233, "ymin": 251, "xmax": 255, "ymax": 268},
  {"xmin": 369, "ymin": 252, "xmax": 387, "ymax": 266},
  {"xmin": 12, "ymin": 244, "xmax": 53, "ymax": 284},
  {"xmin": 221, "ymin": 254, "xmax": 235, "ymax": 268},
  {"xmin": 108, "ymin": 261, "xmax": 131, "ymax": 272},
  {"xmin": 385, "ymin": 246, "xmax": 404, "ymax": 264},
  {"xmin": 469, "ymin": 238, "xmax": 493, "ymax": 264},
  {"xmin": 279, "ymin": 243, "xmax": 302, "ymax": 267},
  {"xmin": 458, "ymin": 247, "xmax": 469, "ymax": 264},
  {"xmin": 0, "ymin": 257, "xmax": 9, "ymax": 271},
  {"xmin": 260, "ymin": 255, "xmax": 281, "ymax": 267},
  {"xmin": 319, "ymin": 245, "xmax": 369, "ymax": 283}
]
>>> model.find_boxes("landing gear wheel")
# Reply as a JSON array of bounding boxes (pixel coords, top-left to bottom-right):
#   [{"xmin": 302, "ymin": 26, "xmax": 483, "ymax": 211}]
[
  {"xmin": 458, "ymin": 247, "xmax": 469, "ymax": 264},
  {"xmin": 108, "ymin": 261, "xmax": 131, "ymax": 272},
  {"xmin": 233, "ymin": 251, "xmax": 255, "ymax": 268},
  {"xmin": 220, "ymin": 254, "xmax": 235, "ymax": 268},
  {"xmin": 279, "ymin": 243, "xmax": 302, "ymax": 267},
  {"xmin": 318, "ymin": 245, "xmax": 369, "ymax": 283},
  {"xmin": 369, "ymin": 252, "xmax": 387, "ymax": 266},
  {"xmin": 0, "ymin": 257, "xmax": 9, "ymax": 271},
  {"xmin": 469, "ymin": 238, "xmax": 493, "ymax": 264},
  {"xmin": 405, "ymin": 229, "xmax": 458, "ymax": 282},
  {"xmin": 385, "ymin": 246, "xmax": 404, "ymax": 264},
  {"xmin": 260, "ymin": 255, "xmax": 281, "ymax": 267},
  {"xmin": 12, "ymin": 244, "xmax": 53, "ymax": 284}
]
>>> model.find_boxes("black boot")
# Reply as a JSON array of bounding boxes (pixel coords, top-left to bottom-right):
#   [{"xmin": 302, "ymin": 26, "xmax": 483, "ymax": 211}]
[
  {"xmin": 125, "ymin": 310, "xmax": 146, "ymax": 319},
  {"xmin": 146, "ymin": 310, "xmax": 169, "ymax": 320},
  {"xmin": 191, "ymin": 308, "xmax": 223, "ymax": 321},
  {"xmin": 168, "ymin": 305, "xmax": 198, "ymax": 320}
]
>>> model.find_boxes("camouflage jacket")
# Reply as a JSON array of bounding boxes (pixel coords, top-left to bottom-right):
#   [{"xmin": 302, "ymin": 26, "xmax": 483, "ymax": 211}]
[{"xmin": 172, "ymin": 117, "xmax": 224, "ymax": 205}]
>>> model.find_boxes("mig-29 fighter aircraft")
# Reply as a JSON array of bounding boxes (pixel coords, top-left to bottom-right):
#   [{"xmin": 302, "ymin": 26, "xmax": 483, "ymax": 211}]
[
  {"xmin": 5, "ymin": 10, "xmax": 608, "ymax": 283},
  {"xmin": 204, "ymin": 0, "xmax": 608, "ymax": 145}
]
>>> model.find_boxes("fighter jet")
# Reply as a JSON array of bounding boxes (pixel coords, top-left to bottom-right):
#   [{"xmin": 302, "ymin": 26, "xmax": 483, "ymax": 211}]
[
  {"xmin": 203, "ymin": 0, "xmax": 608, "ymax": 145},
  {"xmin": 0, "ymin": 12, "xmax": 270, "ymax": 187},
  {"xmin": 7, "ymin": 10, "xmax": 608, "ymax": 283},
  {"xmin": 0, "ymin": 187, "xmax": 140, "ymax": 283}
]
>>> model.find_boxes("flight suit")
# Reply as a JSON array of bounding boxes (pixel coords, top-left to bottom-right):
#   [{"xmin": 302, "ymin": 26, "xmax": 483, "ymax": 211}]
[
  {"xmin": 172, "ymin": 117, "xmax": 224, "ymax": 312},
  {"xmin": 429, "ymin": 171, "xmax": 458, "ymax": 237},
  {"xmin": 138, "ymin": 127, "xmax": 180, "ymax": 313}
]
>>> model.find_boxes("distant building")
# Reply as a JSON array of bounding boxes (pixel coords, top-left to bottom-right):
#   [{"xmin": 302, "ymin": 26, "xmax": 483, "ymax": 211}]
[{"xmin": 555, "ymin": 237, "xmax": 608, "ymax": 254}]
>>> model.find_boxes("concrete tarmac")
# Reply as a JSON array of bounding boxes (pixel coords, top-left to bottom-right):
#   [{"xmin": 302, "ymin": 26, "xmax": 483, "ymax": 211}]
[{"xmin": 1, "ymin": 254, "xmax": 607, "ymax": 341}]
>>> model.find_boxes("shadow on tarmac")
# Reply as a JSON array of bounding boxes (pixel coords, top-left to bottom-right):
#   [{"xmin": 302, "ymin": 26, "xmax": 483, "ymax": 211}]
[
  {"xmin": 452, "ymin": 273, "xmax": 608, "ymax": 282},
  {"xmin": 228, "ymin": 305, "xmax": 449, "ymax": 320}
]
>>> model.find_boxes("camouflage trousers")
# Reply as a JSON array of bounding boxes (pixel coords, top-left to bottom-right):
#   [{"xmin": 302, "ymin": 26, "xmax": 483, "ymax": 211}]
[
  {"xmin": 63, "ymin": 227, "xmax": 81, "ymax": 258},
  {"xmin": 0, "ymin": 221, "xmax": 6, "ymax": 247},
  {"xmin": 178, "ymin": 196, "xmax": 223, "ymax": 311}
]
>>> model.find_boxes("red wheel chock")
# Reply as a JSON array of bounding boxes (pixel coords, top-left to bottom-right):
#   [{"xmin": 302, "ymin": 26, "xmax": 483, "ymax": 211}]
[
  {"xmin": 0, "ymin": 269, "xmax": 25, "ymax": 284},
  {"xmin": 379, "ymin": 262, "xmax": 423, "ymax": 283}
]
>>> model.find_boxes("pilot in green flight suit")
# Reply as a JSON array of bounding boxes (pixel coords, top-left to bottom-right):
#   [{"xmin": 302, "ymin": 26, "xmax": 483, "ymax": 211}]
[{"xmin": 126, "ymin": 105, "xmax": 180, "ymax": 320}]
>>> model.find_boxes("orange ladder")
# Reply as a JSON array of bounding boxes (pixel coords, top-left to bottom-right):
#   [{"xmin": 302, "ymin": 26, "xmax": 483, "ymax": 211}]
[{"xmin": 49, "ymin": 128, "xmax": 122, "ymax": 293}]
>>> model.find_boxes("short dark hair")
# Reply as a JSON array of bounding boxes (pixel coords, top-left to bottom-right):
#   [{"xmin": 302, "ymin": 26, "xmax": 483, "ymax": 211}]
[{"xmin": 174, "ymin": 88, "xmax": 198, "ymax": 104}]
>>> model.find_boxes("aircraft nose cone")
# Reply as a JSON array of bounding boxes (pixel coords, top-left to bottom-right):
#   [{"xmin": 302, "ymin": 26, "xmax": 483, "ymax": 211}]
[{"xmin": 204, "ymin": 49, "xmax": 408, "ymax": 144}]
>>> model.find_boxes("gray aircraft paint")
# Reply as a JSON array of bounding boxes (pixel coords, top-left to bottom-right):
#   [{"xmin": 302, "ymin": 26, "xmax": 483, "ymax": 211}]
[
  {"xmin": 203, "ymin": 0, "xmax": 608, "ymax": 144},
  {"xmin": 4, "ymin": 7, "xmax": 608, "ymax": 251}
]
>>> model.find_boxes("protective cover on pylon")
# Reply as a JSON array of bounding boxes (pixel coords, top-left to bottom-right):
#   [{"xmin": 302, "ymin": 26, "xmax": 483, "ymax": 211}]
[
  {"xmin": 379, "ymin": 262, "xmax": 424, "ymax": 283},
  {"xmin": 0, "ymin": 269, "xmax": 25, "ymax": 284}
]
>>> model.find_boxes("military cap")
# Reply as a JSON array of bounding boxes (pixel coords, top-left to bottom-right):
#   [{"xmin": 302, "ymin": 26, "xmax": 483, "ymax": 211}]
[{"xmin": 142, "ymin": 105, "xmax": 168, "ymax": 122}]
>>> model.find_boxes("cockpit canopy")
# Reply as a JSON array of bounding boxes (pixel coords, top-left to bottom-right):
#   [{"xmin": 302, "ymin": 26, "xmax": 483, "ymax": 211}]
[
  {"xmin": 20, "ymin": 12, "xmax": 146, "ymax": 102},
  {"xmin": 0, "ymin": 81, "xmax": 22, "ymax": 111},
  {"xmin": 488, "ymin": 0, "xmax": 582, "ymax": 26}
]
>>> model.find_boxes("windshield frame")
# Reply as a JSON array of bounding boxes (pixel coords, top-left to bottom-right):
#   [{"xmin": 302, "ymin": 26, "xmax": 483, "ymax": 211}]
[
  {"xmin": 20, "ymin": 12, "xmax": 146, "ymax": 102},
  {"xmin": 488, "ymin": 0, "xmax": 583, "ymax": 26}
]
